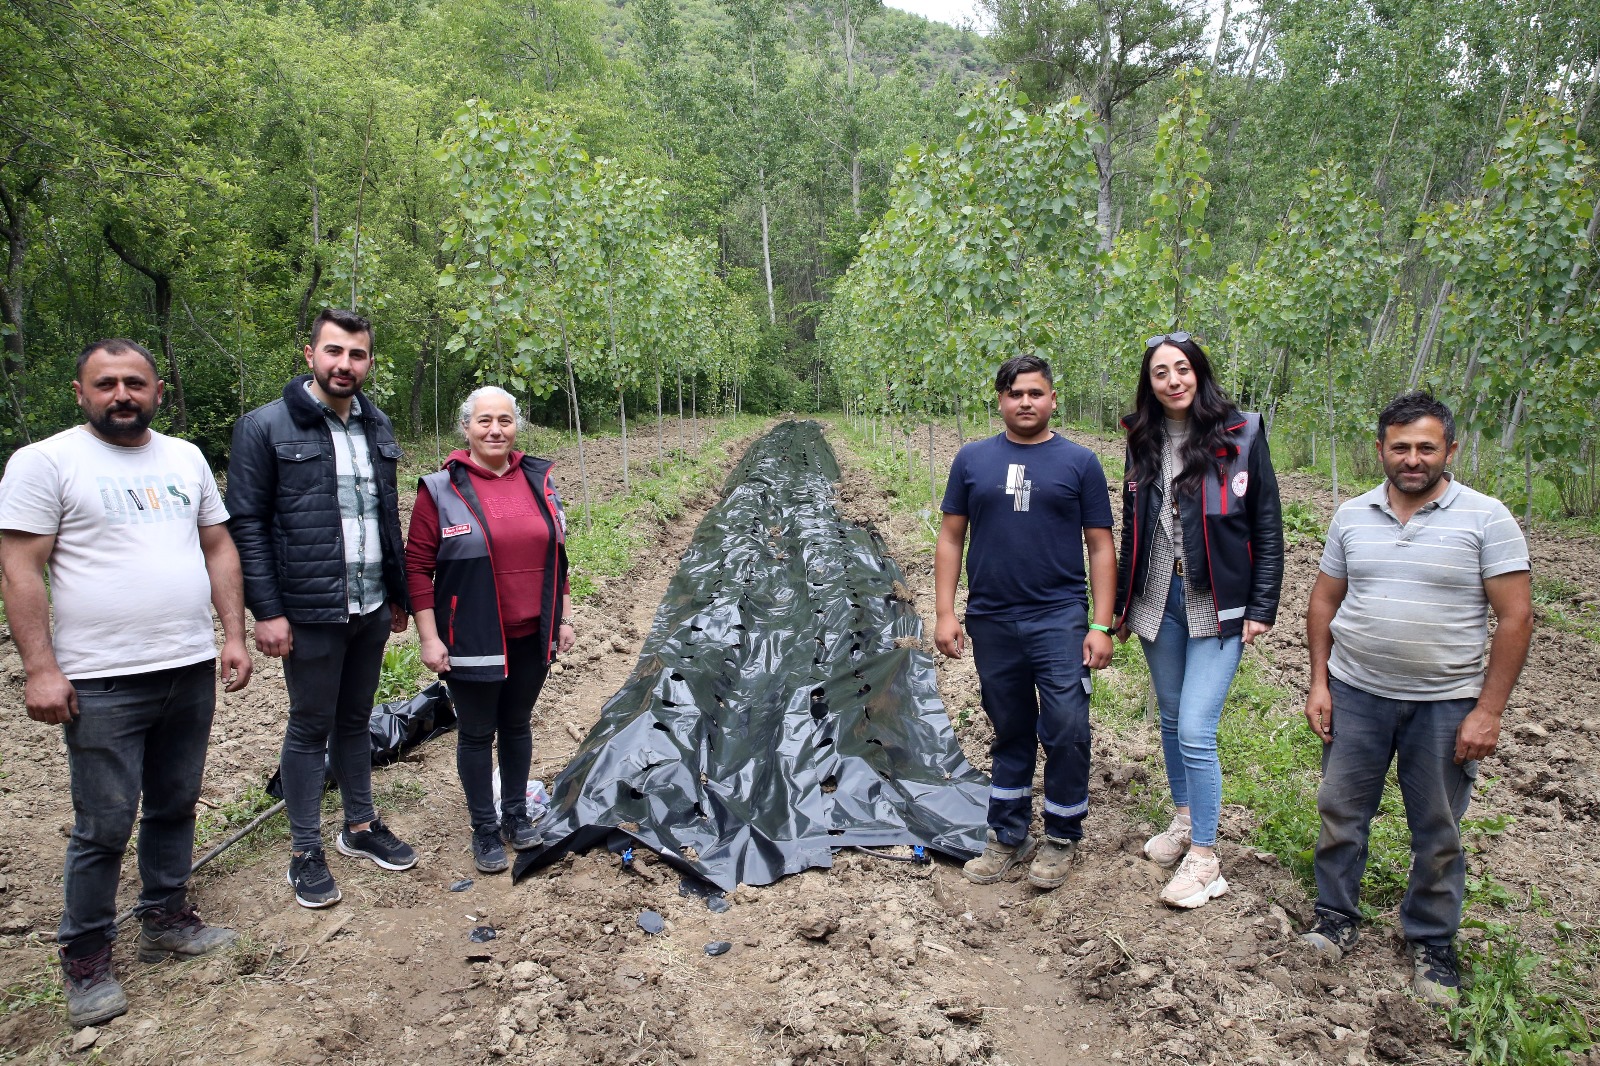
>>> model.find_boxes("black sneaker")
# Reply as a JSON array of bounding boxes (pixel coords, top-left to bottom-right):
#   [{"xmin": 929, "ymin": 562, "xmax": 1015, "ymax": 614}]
[
  {"xmin": 337, "ymin": 818, "xmax": 417, "ymax": 871},
  {"xmin": 1409, "ymin": 941, "xmax": 1462, "ymax": 1008},
  {"xmin": 1300, "ymin": 912, "xmax": 1359, "ymax": 961},
  {"xmin": 138, "ymin": 903, "xmax": 238, "ymax": 963},
  {"xmin": 473, "ymin": 825, "xmax": 509, "ymax": 873},
  {"xmin": 501, "ymin": 812, "xmax": 542, "ymax": 851},
  {"xmin": 288, "ymin": 847, "xmax": 342, "ymax": 908},
  {"xmin": 60, "ymin": 942, "xmax": 127, "ymax": 1028}
]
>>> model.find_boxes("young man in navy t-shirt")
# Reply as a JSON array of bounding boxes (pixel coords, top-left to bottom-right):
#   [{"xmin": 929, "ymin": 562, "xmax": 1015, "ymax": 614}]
[{"xmin": 935, "ymin": 354, "xmax": 1117, "ymax": 889}]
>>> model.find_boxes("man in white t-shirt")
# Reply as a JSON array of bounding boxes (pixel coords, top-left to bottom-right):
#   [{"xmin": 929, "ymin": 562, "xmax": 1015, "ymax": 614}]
[{"xmin": 0, "ymin": 339, "xmax": 252, "ymax": 1029}]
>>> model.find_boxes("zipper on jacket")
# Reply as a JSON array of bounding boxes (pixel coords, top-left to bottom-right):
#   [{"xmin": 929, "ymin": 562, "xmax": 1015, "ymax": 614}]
[{"xmin": 448, "ymin": 595, "xmax": 457, "ymax": 645}]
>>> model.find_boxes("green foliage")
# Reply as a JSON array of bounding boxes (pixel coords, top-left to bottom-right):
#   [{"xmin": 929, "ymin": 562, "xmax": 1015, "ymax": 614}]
[
  {"xmin": 824, "ymin": 80, "xmax": 1102, "ymax": 458},
  {"xmin": 1280, "ymin": 499, "xmax": 1325, "ymax": 548},
  {"xmin": 1420, "ymin": 103, "xmax": 1600, "ymax": 514},
  {"xmin": 1449, "ymin": 926, "xmax": 1594, "ymax": 1066},
  {"xmin": 374, "ymin": 642, "xmax": 429, "ymax": 704}
]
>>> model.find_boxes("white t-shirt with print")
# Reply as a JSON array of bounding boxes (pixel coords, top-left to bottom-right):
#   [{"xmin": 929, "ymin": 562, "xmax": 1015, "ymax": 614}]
[{"xmin": 0, "ymin": 426, "xmax": 229, "ymax": 678}]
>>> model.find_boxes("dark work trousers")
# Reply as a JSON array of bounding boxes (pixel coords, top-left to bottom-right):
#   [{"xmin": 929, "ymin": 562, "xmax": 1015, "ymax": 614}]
[
  {"xmin": 59, "ymin": 660, "xmax": 216, "ymax": 956},
  {"xmin": 447, "ymin": 634, "xmax": 549, "ymax": 832},
  {"xmin": 1314, "ymin": 677, "xmax": 1479, "ymax": 945},
  {"xmin": 280, "ymin": 607, "xmax": 392, "ymax": 851},
  {"xmin": 966, "ymin": 609, "xmax": 1092, "ymax": 844}
]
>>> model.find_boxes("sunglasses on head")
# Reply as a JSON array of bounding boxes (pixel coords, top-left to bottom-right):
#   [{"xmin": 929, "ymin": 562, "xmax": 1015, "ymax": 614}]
[{"xmin": 1145, "ymin": 331, "xmax": 1193, "ymax": 349}]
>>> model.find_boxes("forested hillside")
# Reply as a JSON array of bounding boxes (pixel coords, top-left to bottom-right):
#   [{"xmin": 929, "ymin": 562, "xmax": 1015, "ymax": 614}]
[
  {"xmin": 0, "ymin": 0, "xmax": 991, "ymax": 464},
  {"xmin": 827, "ymin": 0, "xmax": 1599, "ymax": 520},
  {"xmin": 3, "ymin": 0, "xmax": 1598, "ymax": 521}
]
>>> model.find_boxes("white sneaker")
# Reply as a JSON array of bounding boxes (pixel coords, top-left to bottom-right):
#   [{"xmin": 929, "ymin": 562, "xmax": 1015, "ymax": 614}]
[
  {"xmin": 1159, "ymin": 851, "xmax": 1228, "ymax": 909},
  {"xmin": 1143, "ymin": 814, "xmax": 1192, "ymax": 866}
]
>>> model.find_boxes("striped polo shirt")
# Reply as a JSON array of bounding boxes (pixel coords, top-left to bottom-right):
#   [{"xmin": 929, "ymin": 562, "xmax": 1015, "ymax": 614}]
[{"xmin": 1319, "ymin": 476, "xmax": 1529, "ymax": 700}]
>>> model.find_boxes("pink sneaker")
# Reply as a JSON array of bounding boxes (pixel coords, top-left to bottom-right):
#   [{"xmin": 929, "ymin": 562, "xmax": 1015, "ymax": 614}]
[
  {"xmin": 1143, "ymin": 815, "xmax": 1192, "ymax": 866},
  {"xmin": 1159, "ymin": 851, "xmax": 1228, "ymax": 909}
]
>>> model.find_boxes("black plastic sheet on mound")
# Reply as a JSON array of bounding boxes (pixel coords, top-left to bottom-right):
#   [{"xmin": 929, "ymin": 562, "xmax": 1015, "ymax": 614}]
[{"xmin": 513, "ymin": 421, "xmax": 989, "ymax": 890}]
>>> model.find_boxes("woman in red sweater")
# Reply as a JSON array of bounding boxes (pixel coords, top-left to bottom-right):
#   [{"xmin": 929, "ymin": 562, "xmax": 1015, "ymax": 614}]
[{"xmin": 405, "ymin": 386, "xmax": 573, "ymax": 873}]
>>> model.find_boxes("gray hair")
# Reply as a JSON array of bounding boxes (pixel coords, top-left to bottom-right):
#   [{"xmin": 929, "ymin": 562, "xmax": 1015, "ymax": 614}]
[{"xmin": 457, "ymin": 385, "xmax": 524, "ymax": 436}]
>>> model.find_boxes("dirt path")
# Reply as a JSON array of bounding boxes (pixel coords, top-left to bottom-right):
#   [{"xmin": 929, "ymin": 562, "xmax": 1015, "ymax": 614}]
[{"xmin": 0, "ymin": 418, "xmax": 1595, "ymax": 1064}]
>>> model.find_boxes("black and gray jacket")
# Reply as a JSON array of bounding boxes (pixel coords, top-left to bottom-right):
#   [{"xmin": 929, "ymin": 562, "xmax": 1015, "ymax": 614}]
[
  {"xmin": 226, "ymin": 374, "xmax": 408, "ymax": 623},
  {"xmin": 1113, "ymin": 412, "xmax": 1284, "ymax": 639},
  {"xmin": 419, "ymin": 455, "xmax": 569, "ymax": 682}
]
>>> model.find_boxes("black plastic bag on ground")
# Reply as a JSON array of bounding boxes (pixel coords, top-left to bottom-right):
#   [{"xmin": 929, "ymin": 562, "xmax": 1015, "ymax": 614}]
[
  {"xmin": 265, "ymin": 680, "xmax": 456, "ymax": 798},
  {"xmin": 513, "ymin": 421, "xmax": 989, "ymax": 891}
]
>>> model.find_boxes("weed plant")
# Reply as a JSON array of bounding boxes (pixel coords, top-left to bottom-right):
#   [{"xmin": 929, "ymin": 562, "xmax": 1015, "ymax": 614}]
[{"xmin": 374, "ymin": 642, "xmax": 428, "ymax": 705}]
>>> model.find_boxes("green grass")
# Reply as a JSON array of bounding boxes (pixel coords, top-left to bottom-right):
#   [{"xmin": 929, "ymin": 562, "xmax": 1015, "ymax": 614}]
[
  {"xmin": 189, "ymin": 785, "xmax": 288, "ymax": 876},
  {"xmin": 0, "ymin": 965, "xmax": 63, "ymax": 1019},
  {"xmin": 1531, "ymin": 575, "xmax": 1600, "ymax": 643}
]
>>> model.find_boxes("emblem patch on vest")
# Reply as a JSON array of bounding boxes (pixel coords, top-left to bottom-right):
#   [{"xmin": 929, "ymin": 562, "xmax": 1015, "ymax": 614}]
[
  {"xmin": 1231, "ymin": 471, "xmax": 1248, "ymax": 497},
  {"xmin": 442, "ymin": 523, "xmax": 472, "ymax": 538}
]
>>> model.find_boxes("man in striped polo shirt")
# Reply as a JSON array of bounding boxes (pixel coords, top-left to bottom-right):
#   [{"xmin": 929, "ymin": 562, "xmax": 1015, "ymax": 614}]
[{"xmin": 1300, "ymin": 392, "xmax": 1533, "ymax": 1006}]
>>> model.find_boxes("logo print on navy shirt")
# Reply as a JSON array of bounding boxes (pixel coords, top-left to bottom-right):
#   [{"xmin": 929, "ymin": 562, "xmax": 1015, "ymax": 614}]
[{"xmin": 1005, "ymin": 464, "xmax": 1031, "ymax": 512}]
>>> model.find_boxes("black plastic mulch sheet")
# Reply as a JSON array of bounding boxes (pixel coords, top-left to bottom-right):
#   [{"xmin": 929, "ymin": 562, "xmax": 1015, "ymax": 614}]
[{"xmin": 513, "ymin": 421, "xmax": 989, "ymax": 890}]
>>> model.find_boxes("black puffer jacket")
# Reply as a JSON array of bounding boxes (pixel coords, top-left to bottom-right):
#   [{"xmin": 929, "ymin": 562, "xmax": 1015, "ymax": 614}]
[
  {"xmin": 1113, "ymin": 412, "xmax": 1284, "ymax": 638},
  {"xmin": 227, "ymin": 374, "xmax": 407, "ymax": 623}
]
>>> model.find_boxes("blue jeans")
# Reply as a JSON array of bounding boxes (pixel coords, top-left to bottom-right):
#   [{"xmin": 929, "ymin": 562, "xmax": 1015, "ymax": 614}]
[
  {"xmin": 966, "ymin": 609, "xmax": 1091, "ymax": 844},
  {"xmin": 1139, "ymin": 578, "xmax": 1243, "ymax": 849},
  {"xmin": 448, "ymin": 634, "xmax": 548, "ymax": 832},
  {"xmin": 1313, "ymin": 677, "xmax": 1478, "ymax": 944},
  {"xmin": 59, "ymin": 660, "xmax": 216, "ymax": 955},
  {"xmin": 281, "ymin": 608, "xmax": 391, "ymax": 851}
]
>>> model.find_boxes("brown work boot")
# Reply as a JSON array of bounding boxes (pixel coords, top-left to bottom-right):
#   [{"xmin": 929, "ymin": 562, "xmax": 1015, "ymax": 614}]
[
  {"xmin": 962, "ymin": 830, "xmax": 1037, "ymax": 885},
  {"xmin": 60, "ymin": 942, "xmax": 127, "ymax": 1028},
  {"xmin": 1027, "ymin": 835, "xmax": 1077, "ymax": 890}
]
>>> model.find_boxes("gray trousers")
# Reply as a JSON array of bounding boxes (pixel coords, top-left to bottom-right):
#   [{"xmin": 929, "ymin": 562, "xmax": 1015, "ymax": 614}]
[
  {"xmin": 280, "ymin": 608, "xmax": 391, "ymax": 851},
  {"xmin": 60, "ymin": 661, "xmax": 215, "ymax": 955},
  {"xmin": 1313, "ymin": 677, "xmax": 1478, "ymax": 945}
]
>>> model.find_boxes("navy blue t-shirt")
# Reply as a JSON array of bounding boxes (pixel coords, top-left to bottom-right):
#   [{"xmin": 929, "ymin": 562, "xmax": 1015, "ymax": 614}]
[{"xmin": 941, "ymin": 432, "xmax": 1113, "ymax": 619}]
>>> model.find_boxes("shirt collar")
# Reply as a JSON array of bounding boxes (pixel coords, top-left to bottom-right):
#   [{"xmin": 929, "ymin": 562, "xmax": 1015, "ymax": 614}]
[
  {"xmin": 1368, "ymin": 473, "xmax": 1459, "ymax": 518},
  {"xmin": 305, "ymin": 379, "xmax": 362, "ymax": 421}
]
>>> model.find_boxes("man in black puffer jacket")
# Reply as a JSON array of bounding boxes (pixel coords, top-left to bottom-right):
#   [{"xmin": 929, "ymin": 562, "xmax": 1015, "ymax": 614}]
[{"xmin": 227, "ymin": 308, "xmax": 416, "ymax": 909}]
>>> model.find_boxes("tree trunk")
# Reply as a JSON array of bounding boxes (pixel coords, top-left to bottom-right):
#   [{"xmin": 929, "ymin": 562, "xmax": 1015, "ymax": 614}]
[
  {"xmin": 655, "ymin": 366, "xmax": 664, "ymax": 469},
  {"xmin": 619, "ymin": 386, "xmax": 630, "ymax": 490},
  {"xmin": 927, "ymin": 421, "xmax": 937, "ymax": 509},
  {"xmin": 0, "ymin": 180, "xmax": 34, "ymax": 443},
  {"xmin": 1326, "ymin": 332, "xmax": 1339, "ymax": 510},
  {"xmin": 560, "ymin": 319, "xmax": 592, "ymax": 530},
  {"xmin": 1409, "ymin": 281, "xmax": 1452, "ymax": 390},
  {"xmin": 409, "ymin": 338, "xmax": 431, "ymax": 434},
  {"xmin": 104, "ymin": 227, "xmax": 186, "ymax": 432},
  {"xmin": 676, "ymin": 369, "xmax": 685, "ymax": 454},
  {"xmin": 758, "ymin": 170, "xmax": 776, "ymax": 326},
  {"xmin": 1091, "ymin": 110, "xmax": 1116, "ymax": 253},
  {"xmin": 349, "ymin": 100, "xmax": 375, "ymax": 311}
]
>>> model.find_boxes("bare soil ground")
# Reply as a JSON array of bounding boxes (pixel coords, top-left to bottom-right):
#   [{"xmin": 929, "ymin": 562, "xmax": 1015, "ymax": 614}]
[{"xmin": 0, "ymin": 417, "xmax": 1596, "ymax": 1065}]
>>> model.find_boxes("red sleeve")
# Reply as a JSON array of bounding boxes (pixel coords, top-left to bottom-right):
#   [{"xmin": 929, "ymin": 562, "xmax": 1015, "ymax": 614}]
[{"xmin": 405, "ymin": 484, "xmax": 442, "ymax": 612}]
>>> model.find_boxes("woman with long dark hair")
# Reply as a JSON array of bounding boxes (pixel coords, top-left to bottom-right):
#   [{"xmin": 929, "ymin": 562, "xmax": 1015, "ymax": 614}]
[{"xmin": 1113, "ymin": 333, "xmax": 1284, "ymax": 909}]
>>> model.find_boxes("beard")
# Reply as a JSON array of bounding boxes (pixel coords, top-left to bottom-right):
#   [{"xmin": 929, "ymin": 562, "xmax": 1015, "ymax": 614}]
[
  {"xmin": 313, "ymin": 364, "xmax": 361, "ymax": 398},
  {"xmin": 1389, "ymin": 466, "xmax": 1446, "ymax": 497},
  {"xmin": 88, "ymin": 402, "xmax": 155, "ymax": 440}
]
